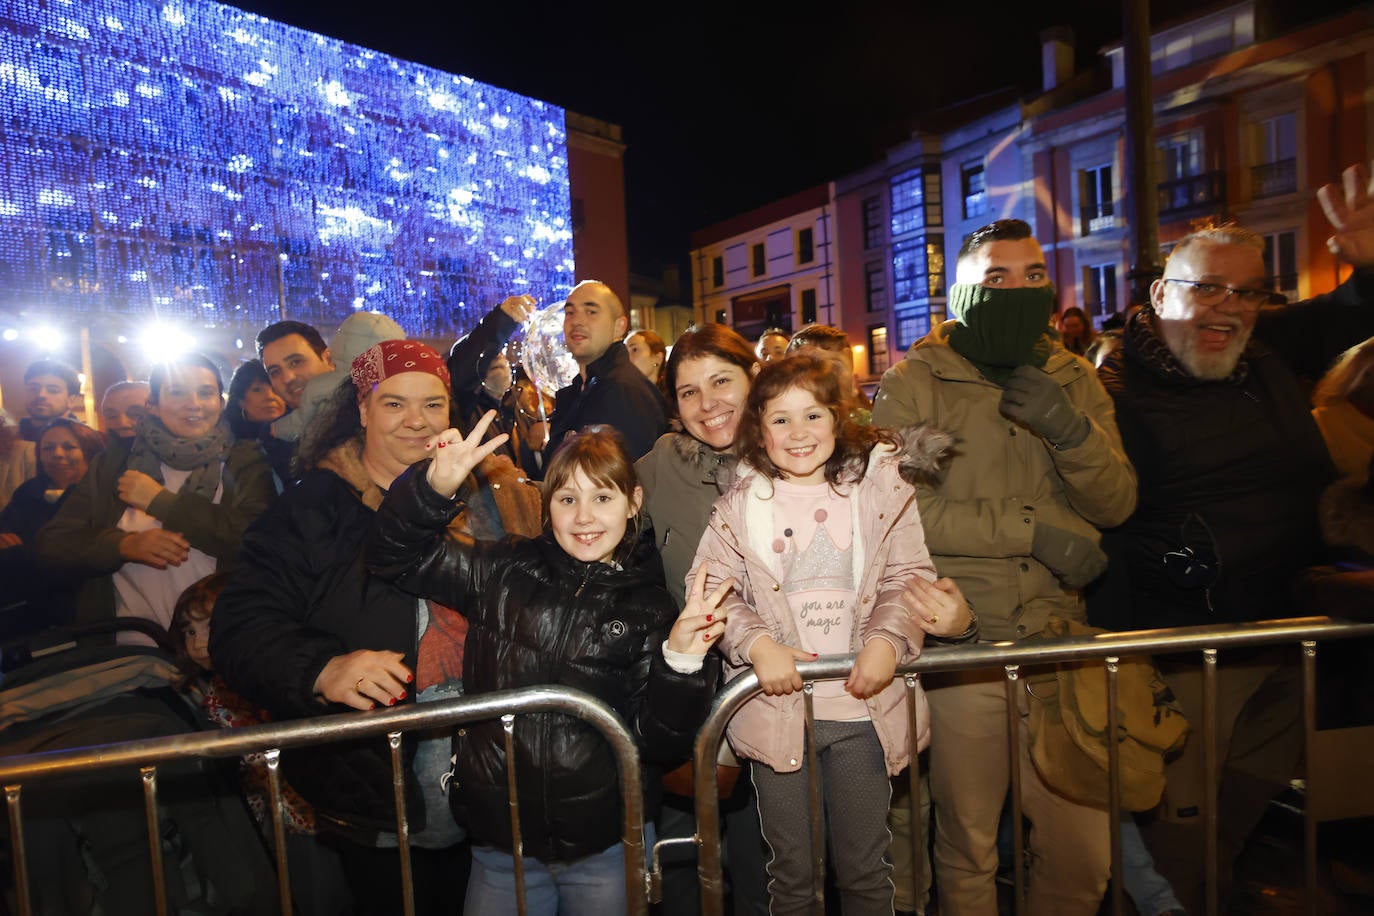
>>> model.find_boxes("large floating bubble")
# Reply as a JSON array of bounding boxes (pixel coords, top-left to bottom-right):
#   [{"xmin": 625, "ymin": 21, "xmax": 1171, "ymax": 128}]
[{"xmin": 519, "ymin": 299, "xmax": 577, "ymax": 398}]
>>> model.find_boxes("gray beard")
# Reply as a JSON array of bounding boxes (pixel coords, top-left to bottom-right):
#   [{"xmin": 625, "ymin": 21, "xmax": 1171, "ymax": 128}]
[{"xmin": 1158, "ymin": 320, "xmax": 1252, "ymax": 381}]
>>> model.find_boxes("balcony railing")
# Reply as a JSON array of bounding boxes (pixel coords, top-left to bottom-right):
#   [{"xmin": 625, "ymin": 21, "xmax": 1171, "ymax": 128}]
[
  {"xmin": 1081, "ymin": 200, "xmax": 1117, "ymax": 234},
  {"xmin": 1158, "ymin": 170, "xmax": 1225, "ymax": 215},
  {"xmin": 1251, "ymin": 158, "xmax": 1298, "ymax": 198}
]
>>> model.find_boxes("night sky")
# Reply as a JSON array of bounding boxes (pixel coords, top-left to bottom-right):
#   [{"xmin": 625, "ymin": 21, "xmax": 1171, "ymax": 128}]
[{"xmin": 232, "ymin": 0, "xmax": 1365, "ymax": 276}]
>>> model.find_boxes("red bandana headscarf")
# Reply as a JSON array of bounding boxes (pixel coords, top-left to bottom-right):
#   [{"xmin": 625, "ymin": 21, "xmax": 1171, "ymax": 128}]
[{"xmin": 350, "ymin": 340, "xmax": 451, "ymax": 400}]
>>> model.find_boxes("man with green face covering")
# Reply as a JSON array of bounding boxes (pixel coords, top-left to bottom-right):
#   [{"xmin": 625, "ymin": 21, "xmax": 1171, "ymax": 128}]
[{"xmin": 873, "ymin": 218, "xmax": 1137, "ymax": 916}]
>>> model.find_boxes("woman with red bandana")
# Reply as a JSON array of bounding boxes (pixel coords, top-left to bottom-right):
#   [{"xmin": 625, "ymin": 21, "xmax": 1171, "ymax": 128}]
[{"xmin": 211, "ymin": 339, "xmax": 537, "ymax": 915}]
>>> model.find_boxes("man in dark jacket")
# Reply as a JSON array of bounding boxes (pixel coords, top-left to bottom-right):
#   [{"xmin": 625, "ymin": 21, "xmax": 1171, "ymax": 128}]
[
  {"xmin": 1089, "ymin": 162, "xmax": 1374, "ymax": 914},
  {"xmin": 546, "ymin": 280, "xmax": 668, "ymax": 460},
  {"xmin": 447, "ymin": 293, "xmax": 538, "ymax": 475}
]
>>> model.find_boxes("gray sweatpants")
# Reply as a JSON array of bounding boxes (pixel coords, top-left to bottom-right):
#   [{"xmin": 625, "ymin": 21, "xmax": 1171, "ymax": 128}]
[{"xmin": 751, "ymin": 720, "xmax": 895, "ymax": 916}]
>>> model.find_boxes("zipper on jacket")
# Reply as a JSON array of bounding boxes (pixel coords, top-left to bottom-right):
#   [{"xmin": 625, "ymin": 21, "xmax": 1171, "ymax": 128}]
[{"xmin": 574, "ymin": 563, "xmax": 594, "ymax": 597}]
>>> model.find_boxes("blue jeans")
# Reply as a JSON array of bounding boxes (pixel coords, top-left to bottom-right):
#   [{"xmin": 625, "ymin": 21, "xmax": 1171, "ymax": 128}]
[
  {"xmin": 1121, "ymin": 816, "xmax": 1184, "ymax": 915},
  {"xmin": 465, "ymin": 824, "xmax": 656, "ymax": 916}
]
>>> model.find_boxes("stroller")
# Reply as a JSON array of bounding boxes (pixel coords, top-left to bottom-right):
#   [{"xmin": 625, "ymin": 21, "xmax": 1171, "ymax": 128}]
[{"xmin": 0, "ymin": 619, "xmax": 278, "ymax": 915}]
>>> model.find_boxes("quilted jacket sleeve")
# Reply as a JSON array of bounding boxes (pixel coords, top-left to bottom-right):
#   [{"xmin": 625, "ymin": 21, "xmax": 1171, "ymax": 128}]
[{"xmin": 365, "ymin": 460, "xmax": 484, "ymax": 612}]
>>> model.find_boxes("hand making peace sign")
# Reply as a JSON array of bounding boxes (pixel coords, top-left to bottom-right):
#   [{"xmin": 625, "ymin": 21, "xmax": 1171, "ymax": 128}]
[{"xmin": 423, "ymin": 410, "xmax": 511, "ymax": 498}]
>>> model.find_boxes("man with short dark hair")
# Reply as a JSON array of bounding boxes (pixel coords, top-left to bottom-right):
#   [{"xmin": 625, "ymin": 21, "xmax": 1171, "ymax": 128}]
[
  {"xmin": 546, "ymin": 280, "xmax": 668, "ymax": 460},
  {"xmin": 21, "ymin": 358, "xmax": 82, "ymax": 442},
  {"xmin": 756, "ymin": 328, "xmax": 790, "ymax": 363},
  {"xmin": 1089, "ymin": 164, "xmax": 1374, "ymax": 914},
  {"xmin": 255, "ymin": 320, "xmax": 334, "ymax": 412},
  {"xmin": 873, "ymin": 217, "xmax": 1136, "ymax": 915},
  {"xmin": 99, "ymin": 380, "xmax": 151, "ymax": 442}
]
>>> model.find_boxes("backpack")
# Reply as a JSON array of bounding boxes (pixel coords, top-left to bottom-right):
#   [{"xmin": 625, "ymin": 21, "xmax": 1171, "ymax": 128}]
[{"xmin": 1025, "ymin": 616, "xmax": 1190, "ymax": 811}]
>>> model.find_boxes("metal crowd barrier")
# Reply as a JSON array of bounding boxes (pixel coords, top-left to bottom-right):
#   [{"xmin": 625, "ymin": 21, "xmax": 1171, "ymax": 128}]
[
  {"xmin": 0, "ymin": 685, "xmax": 648, "ymax": 916},
  {"xmin": 689, "ymin": 616, "xmax": 1374, "ymax": 916},
  {"xmin": 4, "ymin": 617, "xmax": 1373, "ymax": 916}
]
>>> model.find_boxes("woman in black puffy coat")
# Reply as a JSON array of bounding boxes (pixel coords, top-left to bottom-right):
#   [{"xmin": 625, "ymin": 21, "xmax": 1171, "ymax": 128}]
[{"xmin": 368, "ymin": 418, "xmax": 727, "ymax": 915}]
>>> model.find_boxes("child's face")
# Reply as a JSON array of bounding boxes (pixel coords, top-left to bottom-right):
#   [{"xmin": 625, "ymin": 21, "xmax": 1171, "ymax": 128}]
[
  {"xmin": 182, "ymin": 613, "xmax": 213, "ymax": 671},
  {"xmin": 548, "ymin": 467, "xmax": 642, "ymax": 565},
  {"xmin": 761, "ymin": 385, "xmax": 836, "ymax": 486}
]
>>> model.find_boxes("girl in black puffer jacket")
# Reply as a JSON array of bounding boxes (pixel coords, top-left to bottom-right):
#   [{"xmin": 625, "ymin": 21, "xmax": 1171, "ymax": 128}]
[{"xmin": 369, "ymin": 420, "xmax": 728, "ymax": 915}]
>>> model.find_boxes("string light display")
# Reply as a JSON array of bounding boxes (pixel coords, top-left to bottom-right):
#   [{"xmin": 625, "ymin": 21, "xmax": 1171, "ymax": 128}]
[{"xmin": 0, "ymin": 0, "xmax": 575, "ymax": 338}]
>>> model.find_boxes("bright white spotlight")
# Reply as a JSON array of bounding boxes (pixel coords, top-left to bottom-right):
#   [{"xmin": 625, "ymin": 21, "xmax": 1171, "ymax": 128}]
[
  {"xmin": 2, "ymin": 328, "xmax": 17, "ymax": 342},
  {"xmin": 30, "ymin": 327, "xmax": 62, "ymax": 351},
  {"xmin": 140, "ymin": 324, "xmax": 197, "ymax": 361}
]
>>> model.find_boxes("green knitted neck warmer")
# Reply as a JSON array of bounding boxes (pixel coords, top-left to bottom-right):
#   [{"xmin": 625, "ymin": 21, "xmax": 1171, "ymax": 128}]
[{"xmin": 946, "ymin": 282, "xmax": 1057, "ymax": 386}]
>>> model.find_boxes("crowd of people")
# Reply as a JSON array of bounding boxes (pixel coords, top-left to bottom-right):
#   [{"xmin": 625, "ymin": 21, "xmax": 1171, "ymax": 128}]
[{"xmin": 2, "ymin": 162, "xmax": 1374, "ymax": 916}]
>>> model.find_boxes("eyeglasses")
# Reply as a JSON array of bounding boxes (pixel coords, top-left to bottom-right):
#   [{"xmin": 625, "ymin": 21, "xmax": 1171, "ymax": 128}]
[{"xmin": 1160, "ymin": 277, "xmax": 1284, "ymax": 310}]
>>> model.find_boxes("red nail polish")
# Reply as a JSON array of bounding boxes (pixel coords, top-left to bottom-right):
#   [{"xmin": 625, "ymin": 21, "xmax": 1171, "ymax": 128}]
[
  {"xmin": 705, "ymin": 614, "xmax": 713, "ymax": 622},
  {"xmin": 399, "ymin": 690, "xmax": 408, "ymax": 700},
  {"xmin": 437, "ymin": 441, "xmax": 446, "ymax": 448},
  {"xmin": 387, "ymin": 697, "xmax": 397, "ymax": 706},
  {"xmin": 369, "ymin": 703, "xmax": 377, "ymax": 710}
]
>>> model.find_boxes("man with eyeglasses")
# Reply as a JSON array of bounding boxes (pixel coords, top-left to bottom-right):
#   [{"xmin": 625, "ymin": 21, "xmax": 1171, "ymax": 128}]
[{"xmin": 1088, "ymin": 163, "xmax": 1374, "ymax": 914}]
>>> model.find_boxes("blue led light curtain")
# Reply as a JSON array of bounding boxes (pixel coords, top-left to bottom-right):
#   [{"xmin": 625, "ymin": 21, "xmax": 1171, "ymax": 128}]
[{"xmin": 0, "ymin": 0, "xmax": 575, "ymax": 337}]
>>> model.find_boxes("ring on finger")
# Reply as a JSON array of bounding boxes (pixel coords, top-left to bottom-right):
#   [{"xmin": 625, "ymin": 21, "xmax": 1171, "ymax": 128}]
[
  {"xmin": 355, "ymin": 676, "xmax": 366, "ymax": 692},
  {"xmin": 930, "ymin": 614, "xmax": 939, "ymax": 624}
]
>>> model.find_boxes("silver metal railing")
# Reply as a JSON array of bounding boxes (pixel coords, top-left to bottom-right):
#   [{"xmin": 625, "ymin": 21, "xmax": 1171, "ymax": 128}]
[
  {"xmin": 689, "ymin": 616, "xmax": 1374, "ymax": 916},
  {"xmin": 0, "ymin": 685, "xmax": 647, "ymax": 916},
  {"xmin": 5, "ymin": 617, "xmax": 1373, "ymax": 916}
]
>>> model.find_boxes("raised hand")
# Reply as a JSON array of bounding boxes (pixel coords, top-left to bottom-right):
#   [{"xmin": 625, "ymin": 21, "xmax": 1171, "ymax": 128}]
[
  {"xmin": 499, "ymin": 294, "xmax": 538, "ymax": 324},
  {"xmin": 119, "ymin": 528, "xmax": 191, "ymax": 569},
  {"xmin": 999, "ymin": 365, "xmax": 1088, "ymax": 449},
  {"xmin": 423, "ymin": 411, "xmax": 510, "ymax": 498},
  {"xmin": 748, "ymin": 635, "xmax": 817, "ymax": 696},
  {"xmin": 845, "ymin": 638, "xmax": 897, "ymax": 699},
  {"xmin": 116, "ymin": 469, "xmax": 165, "ymax": 512},
  {"xmin": 667, "ymin": 566, "xmax": 735, "ymax": 655},
  {"xmin": 902, "ymin": 576, "xmax": 975, "ymax": 639},
  {"xmin": 1317, "ymin": 161, "xmax": 1374, "ymax": 269},
  {"xmin": 313, "ymin": 649, "xmax": 413, "ymax": 711}
]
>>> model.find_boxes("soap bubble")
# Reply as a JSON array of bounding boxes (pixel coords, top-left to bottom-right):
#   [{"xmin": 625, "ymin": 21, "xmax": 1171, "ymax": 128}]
[{"xmin": 519, "ymin": 299, "xmax": 577, "ymax": 398}]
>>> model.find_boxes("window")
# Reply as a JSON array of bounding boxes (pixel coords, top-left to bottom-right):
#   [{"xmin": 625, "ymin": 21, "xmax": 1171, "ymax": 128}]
[
  {"xmin": 961, "ymin": 162, "xmax": 987, "ymax": 220},
  {"xmin": 1252, "ymin": 114, "xmax": 1297, "ymax": 197},
  {"xmin": 1160, "ymin": 136, "xmax": 1198, "ymax": 181},
  {"xmin": 800, "ymin": 289, "xmax": 817, "ymax": 325},
  {"xmin": 890, "ymin": 170, "xmax": 925, "ymax": 236},
  {"xmin": 862, "ymin": 196, "xmax": 883, "ymax": 250},
  {"xmin": 796, "ymin": 227, "xmax": 814, "ymax": 265},
  {"xmin": 865, "ymin": 262, "xmax": 887, "ymax": 313},
  {"xmin": 751, "ymin": 243, "xmax": 765, "ymax": 277},
  {"xmin": 892, "ymin": 238, "xmax": 926, "ymax": 303},
  {"xmin": 895, "ymin": 308, "xmax": 929, "ymax": 350},
  {"xmin": 892, "ymin": 235, "xmax": 945, "ymax": 303},
  {"xmin": 714, "ymin": 308, "xmax": 727, "ymax": 324},
  {"xmin": 1083, "ymin": 263, "xmax": 1118, "ymax": 323},
  {"xmin": 1080, "ymin": 164, "xmax": 1115, "ymax": 234},
  {"xmin": 1262, "ymin": 230, "xmax": 1298, "ymax": 299},
  {"xmin": 711, "ymin": 256, "xmax": 723, "ymax": 288},
  {"xmin": 868, "ymin": 325, "xmax": 890, "ymax": 376}
]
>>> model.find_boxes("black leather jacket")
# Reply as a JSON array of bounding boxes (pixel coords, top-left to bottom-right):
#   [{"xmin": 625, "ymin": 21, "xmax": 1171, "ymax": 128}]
[{"xmin": 368, "ymin": 463, "xmax": 712, "ymax": 862}]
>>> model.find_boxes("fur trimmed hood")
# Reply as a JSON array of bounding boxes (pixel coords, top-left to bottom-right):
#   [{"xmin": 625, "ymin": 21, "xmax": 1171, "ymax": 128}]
[
  {"xmin": 893, "ymin": 423, "xmax": 956, "ymax": 488},
  {"xmin": 726, "ymin": 422, "xmax": 955, "ymax": 493},
  {"xmin": 315, "ymin": 436, "xmax": 383, "ymax": 510}
]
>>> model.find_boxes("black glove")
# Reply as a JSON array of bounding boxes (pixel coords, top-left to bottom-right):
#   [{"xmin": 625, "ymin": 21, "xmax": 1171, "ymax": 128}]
[
  {"xmin": 1000, "ymin": 365, "xmax": 1089, "ymax": 449},
  {"xmin": 1031, "ymin": 518, "xmax": 1109, "ymax": 589}
]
